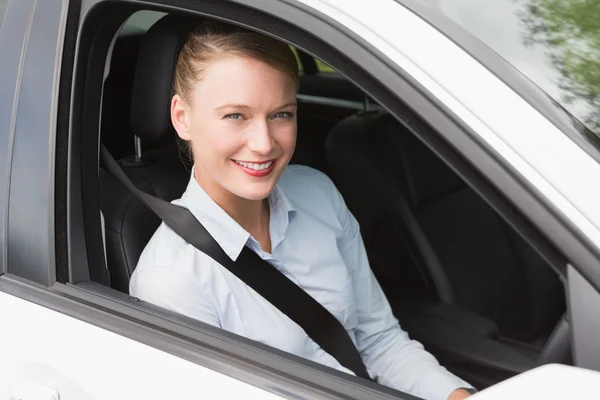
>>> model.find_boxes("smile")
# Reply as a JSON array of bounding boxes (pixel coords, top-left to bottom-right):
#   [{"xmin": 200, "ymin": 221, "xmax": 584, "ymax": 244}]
[
  {"xmin": 232, "ymin": 159, "xmax": 277, "ymax": 177},
  {"xmin": 233, "ymin": 160, "xmax": 274, "ymax": 170}
]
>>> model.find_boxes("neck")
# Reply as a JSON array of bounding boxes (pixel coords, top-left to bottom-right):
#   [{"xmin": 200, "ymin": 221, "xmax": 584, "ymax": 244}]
[{"xmin": 194, "ymin": 171, "xmax": 269, "ymax": 236}]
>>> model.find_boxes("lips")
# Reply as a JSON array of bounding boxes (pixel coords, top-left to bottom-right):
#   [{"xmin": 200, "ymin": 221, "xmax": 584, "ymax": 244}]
[{"xmin": 232, "ymin": 159, "xmax": 276, "ymax": 177}]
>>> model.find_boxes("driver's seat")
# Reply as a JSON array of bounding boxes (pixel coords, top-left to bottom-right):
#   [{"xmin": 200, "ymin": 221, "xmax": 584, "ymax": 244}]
[{"xmin": 99, "ymin": 14, "xmax": 197, "ymax": 293}]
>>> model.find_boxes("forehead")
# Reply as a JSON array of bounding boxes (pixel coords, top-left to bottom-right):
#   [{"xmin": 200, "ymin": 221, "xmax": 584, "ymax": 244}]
[{"xmin": 192, "ymin": 55, "xmax": 297, "ymax": 105}]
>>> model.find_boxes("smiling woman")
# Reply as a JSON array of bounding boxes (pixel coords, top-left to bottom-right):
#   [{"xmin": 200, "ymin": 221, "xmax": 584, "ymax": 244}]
[
  {"xmin": 169, "ymin": 24, "xmax": 299, "ymax": 205},
  {"xmin": 5, "ymin": 0, "xmax": 600, "ymax": 398},
  {"xmin": 129, "ymin": 16, "xmax": 474, "ymax": 400}
]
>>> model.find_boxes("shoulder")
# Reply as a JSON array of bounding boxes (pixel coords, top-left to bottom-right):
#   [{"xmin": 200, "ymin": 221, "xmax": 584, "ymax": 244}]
[
  {"xmin": 281, "ymin": 164, "xmax": 332, "ymax": 185},
  {"xmin": 131, "ymin": 221, "xmax": 216, "ymax": 293},
  {"xmin": 134, "ymin": 221, "xmax": 188, "ymax": 273},
  {"xmin": 129, "ymin": 227, "xmax": 221, "ymax": 325},
  {"xmin": 279, "ymin": 165, "xmax": 357, "ymax": 231},
  {"xmin": 279, "ymin": 164, "xmax": 340, "ymax": 203}
]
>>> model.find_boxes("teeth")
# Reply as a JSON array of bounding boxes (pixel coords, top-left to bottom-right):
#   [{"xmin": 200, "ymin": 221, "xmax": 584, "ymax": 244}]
[{"xmin": 234, "ymin": 160, "xmax": 273, "ymax": 171}]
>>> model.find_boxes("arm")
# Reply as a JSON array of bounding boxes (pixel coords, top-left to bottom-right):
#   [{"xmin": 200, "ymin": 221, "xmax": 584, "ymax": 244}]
[
  {"xmin": 327, "ymin": 180, "xmax": 473, "ymax": 400},
  {"xmin": 130, "ymin": 266, "xmax": 220, "ymax": 327}
]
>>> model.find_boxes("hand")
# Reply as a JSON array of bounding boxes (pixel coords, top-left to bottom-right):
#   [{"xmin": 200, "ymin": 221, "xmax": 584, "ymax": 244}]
[{"xmin": 447, "ymin": 388, "xmax": 473, "ymax": 400}]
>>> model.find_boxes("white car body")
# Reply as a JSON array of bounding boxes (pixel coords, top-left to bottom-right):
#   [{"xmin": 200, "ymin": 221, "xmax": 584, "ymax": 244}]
[{"xmin": 1, "ymin": 0, "xmax": 599, "ymax": 399}]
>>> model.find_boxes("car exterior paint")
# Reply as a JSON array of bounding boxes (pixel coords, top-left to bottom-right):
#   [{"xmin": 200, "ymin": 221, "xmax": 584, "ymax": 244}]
[{"xmin": 1, "ymin": 0, "xmax": 600, "ymax": 399}]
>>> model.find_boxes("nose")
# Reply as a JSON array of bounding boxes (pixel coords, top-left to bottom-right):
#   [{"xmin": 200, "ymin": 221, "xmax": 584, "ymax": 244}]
[{"xmin": 247, "ymin": 120, "xmax": 275, "ymax": 155}]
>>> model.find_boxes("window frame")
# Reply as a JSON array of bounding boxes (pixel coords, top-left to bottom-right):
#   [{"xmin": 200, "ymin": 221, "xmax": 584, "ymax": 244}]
[
  {"xmin": 1, "ymin": 0, "xmax": 67, "ymax": 284},
  {"xmin": 0, "ymin": 0, "xmax": 32, "ymax": 274},
  {"xmin": 2, "ymin": 0, "xmax": 598, "ymax": 398},
  {"xmin": 68, "ymin": 0, "xmax": 581, "ymax": 389}
]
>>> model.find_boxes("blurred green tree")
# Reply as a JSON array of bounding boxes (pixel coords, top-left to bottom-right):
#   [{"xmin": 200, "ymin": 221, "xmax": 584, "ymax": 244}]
[{"xmin": 520, "ymin": 0, "xmax": 600, "ymax": 133}]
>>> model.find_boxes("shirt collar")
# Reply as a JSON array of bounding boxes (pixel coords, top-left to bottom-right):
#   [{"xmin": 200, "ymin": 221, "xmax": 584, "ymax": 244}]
[
  {"xmin": 179, "ymin": 168, "xmax": 295, "ymax": 261},
  {"xmin": 267, "ymin": 184, "xmax": 296, "ymax": 252}
]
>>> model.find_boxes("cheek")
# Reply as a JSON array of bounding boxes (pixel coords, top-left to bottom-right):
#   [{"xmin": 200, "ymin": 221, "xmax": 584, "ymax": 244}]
[
  {"xmin": 191, "ymin": 123, "xmax": 244, "ymax": 163},
  {"xmin": 275, "ymin": 125, "xmax": 297, "ymax": 156}
]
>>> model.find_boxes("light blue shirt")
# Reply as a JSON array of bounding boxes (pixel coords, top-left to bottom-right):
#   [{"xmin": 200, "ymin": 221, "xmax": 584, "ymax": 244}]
[{"xmin": 130, "ymin": 165, "xmax": 472, "ymax": 400}]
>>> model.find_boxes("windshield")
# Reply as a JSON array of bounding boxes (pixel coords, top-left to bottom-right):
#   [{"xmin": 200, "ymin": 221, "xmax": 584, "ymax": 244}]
[{"xmin": 423, "ymin": 0, "xmax": 600, "ymax": 146}]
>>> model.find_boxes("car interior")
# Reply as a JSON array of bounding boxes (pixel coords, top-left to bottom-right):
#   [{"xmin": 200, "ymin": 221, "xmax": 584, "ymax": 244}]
[{"xmin": 95, "ymin": 9, "xmax": 570, "ymax": 391}]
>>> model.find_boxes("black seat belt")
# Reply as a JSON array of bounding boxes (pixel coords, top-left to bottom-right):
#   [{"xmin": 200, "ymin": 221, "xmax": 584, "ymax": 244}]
[{"xmin": 100, "ymin": 145, "xmax": 371, "ymax": 380}]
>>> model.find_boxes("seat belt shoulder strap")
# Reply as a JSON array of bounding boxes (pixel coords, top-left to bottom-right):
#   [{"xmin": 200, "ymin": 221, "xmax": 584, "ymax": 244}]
[{"xmin": 100, "ymin": 145, "xmax": 371, "ymax": 380}]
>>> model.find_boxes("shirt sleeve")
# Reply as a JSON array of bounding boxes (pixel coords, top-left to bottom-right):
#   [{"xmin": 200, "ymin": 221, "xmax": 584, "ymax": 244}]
[
  {"xmin": 130, "ymin": 266, "xmax": 221, "ymax": 328},
  {"xmin": 327, "ymin": 178, "xmax": 473, "ymax": 400}
]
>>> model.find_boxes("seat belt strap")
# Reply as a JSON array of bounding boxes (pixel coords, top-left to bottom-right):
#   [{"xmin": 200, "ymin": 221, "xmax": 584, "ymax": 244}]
[{"xmin": 100, "ymin": 145, "xmax": 372, "ymax": 380}]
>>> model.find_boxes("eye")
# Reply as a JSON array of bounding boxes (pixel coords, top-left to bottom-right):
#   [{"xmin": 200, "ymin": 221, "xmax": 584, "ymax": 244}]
[
  {"xmin": 224, "ymin": 113, "xmax": 244, "ymax": 120},
  {"xmin": 272, "ymin": 111, "xmax": 294, "ymax": 119}
]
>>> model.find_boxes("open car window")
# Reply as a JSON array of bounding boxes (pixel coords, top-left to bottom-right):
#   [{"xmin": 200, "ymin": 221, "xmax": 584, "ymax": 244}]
[{"xmin": 88, "ymin": 1, "xmax": 573, "ymax": 396}]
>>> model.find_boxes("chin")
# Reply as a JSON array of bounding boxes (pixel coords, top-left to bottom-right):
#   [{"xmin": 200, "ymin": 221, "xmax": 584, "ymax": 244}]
[
  {"xmin": 230, "ymin": 181, "xmax": 276, "ymax": 201},
  {"xmin": 239, "ymin": 188, "xmax": 275, "ymax": 201}
]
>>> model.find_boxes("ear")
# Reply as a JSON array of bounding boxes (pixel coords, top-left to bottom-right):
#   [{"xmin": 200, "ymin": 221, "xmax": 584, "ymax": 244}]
[{"xmin": 171, "ymin": 94, "xmax": 192, "ymax": 141}]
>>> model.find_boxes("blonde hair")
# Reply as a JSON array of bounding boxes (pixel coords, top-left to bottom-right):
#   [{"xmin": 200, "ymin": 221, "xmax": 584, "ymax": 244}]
[{"xmin": 173, "ymin": 20, "xmax": 300, "ymax": 104}]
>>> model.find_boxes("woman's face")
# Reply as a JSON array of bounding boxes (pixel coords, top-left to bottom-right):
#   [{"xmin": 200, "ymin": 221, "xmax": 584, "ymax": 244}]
[{"xmin": 171, "ymin": 55, "xmax": 298, "ymax": 202}]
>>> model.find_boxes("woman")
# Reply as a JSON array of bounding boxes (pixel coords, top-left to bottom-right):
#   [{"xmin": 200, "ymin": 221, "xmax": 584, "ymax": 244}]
[{"xmin": 130, "ymin": 20, "xmax": 473, "ymax": 400}]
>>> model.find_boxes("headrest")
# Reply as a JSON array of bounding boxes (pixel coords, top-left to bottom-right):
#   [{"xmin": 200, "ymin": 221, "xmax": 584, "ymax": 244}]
[
  {"xmin": 388, "ymin": 120, "xmax": 465, "ymax": 207},
  {"xmin": 327, "ymin": 111, "xmax": 465, "ymax": 207},
  {"xmin": 130, "ymin": 14, "xmax": 199, "ymax": 142}
]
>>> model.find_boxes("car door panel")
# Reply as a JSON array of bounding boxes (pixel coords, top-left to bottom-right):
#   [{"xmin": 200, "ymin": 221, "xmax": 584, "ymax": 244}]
[{"xmin": 0, "ymin": 290, "xmax": 285, "ymax": 400}]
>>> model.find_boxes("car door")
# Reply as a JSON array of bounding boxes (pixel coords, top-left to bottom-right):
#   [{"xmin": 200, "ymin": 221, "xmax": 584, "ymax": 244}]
[{"xmin": 1, "ymin": 0, "xmax": 600, "ymax": 399}]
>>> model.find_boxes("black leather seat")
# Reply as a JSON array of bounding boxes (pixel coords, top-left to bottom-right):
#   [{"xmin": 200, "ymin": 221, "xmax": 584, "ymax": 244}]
[
  {"xmin": 325, "ymin": 110, "xmax": 565, "ymax": 343},
  {"xmin": 99, "ymin": 14, "xmax": 198, "ymax": 293},
  {"xmin": 101, "ymin": 33, "xmax": 143, "ymax": 161}
]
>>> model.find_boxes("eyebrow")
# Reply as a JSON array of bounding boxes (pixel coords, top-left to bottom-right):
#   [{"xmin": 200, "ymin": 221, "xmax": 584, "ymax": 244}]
[
  {"xmin": 215, "ymin": 104, "xmax": 252, "ymax": 112},
  {"xmin": 215, "ymin": 102, "xmax": 298, "ymax": 112},
  {"xmin": 277, "ymin": 102, "xmax": 298, "ymax": 109}
]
